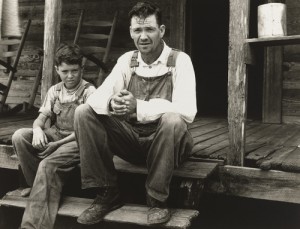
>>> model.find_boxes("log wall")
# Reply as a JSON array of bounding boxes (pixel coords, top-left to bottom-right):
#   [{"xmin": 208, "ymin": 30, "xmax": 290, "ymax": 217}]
[
  {"xmin": 283, "ymin": 0, "xmax": 300, "ymax": 123},
  {"xmin": 0, "ymin": 0, "xmax": 172, "ymax": 108}
]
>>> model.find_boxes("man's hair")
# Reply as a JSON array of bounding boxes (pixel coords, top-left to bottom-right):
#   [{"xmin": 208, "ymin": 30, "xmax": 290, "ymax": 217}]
[
  {"xmin": 128, "ymin": 1, "xmax": 162, "ymax": 26},
  {"xmin": 55, "ymin": 43, "xmax": 83, "ymax": 66}
]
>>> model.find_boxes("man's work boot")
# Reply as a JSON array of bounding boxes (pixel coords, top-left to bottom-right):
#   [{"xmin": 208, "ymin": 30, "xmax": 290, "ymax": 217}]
[
  {"xmin": 146, "ymin": 194, "xmax": 171, "ymax": 225},
  {"xmin": 77, "ymin": 187, "xmax": 123, "ymax": 225}
]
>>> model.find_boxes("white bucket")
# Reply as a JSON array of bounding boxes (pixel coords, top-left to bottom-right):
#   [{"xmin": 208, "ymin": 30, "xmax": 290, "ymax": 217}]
[{"xmin": 258, "ymin": 3, "xmax": 287, "ymax": 38}]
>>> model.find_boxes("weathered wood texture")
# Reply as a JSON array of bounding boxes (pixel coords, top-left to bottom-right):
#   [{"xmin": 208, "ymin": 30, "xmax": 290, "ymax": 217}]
[
  {"xmin": 210, "ymin": 165, "xmax": 300, "ymax": 204},
  {"xmin": 282, "ymin": 0, "xmax": 300, "ymax": 123},
  {"xmin": 0, "ymin": 195, "xmax": 199, "ymax": 229},
  {"xmin": 41, "ymin": 0, "xmax": 62, "ymax": 102},
  {"xmin": 0, "ymin": 0, "xmax": 174, "ymax": 107},
  {"xmin": 227, "ymin": 0, "xmax": 250, "ymax": 166},
  {"xmin": 263, "ymin": 46, "xmax": 283, "ymax": 123}
]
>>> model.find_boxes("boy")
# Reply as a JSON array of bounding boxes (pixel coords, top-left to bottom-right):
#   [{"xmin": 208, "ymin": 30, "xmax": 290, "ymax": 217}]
[{"xmin": 11, "ymin": 43, "xmax": 96, "ymax": 229}]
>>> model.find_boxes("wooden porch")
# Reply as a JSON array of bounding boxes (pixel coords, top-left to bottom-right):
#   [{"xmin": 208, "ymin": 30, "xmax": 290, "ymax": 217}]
[
  {"xmin": 2, "ymin": 114, "xmax": 300, "ymax": 170},
  {"xmin": 1, "ymin": 113, "xmax": 300, "ymax": 205}
]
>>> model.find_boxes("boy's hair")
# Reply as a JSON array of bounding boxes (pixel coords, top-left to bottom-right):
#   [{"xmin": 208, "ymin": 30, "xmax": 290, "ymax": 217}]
[
  {"xmin": 55, "ymin": 43, "xmax": 83, "ymax": 66},
  {"xmin": 128, "ymin": 1, "xmax": 162, "ymax": 26}
]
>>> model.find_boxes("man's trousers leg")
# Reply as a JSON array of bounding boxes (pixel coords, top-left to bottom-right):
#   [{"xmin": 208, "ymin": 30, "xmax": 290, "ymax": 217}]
[
  {"xmin": 145, "ymin": 113, "xmax": 194, "ymax": 202},
  {"xmin": 74, "ymin": 104, "xmax": 145, "ymax": 190}
]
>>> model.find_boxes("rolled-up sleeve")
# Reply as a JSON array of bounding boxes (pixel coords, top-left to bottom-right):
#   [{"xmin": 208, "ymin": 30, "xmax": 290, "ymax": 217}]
[
  {"xmin": 39, "ymin": 86, "xmax": 55, "ymax": 118},
  {"xmin": 87, "ymin": 53, "xmax": 131, "ymax": 114}
]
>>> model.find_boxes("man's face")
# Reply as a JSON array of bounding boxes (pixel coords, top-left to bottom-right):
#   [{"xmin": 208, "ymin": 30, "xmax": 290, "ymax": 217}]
[
  {"xmin": 130, "ymin": 14, "xmax": 165, "ymax": 55},
  {"xmin": 55, "ymin": 62, "xmax": 82, "ymax": 89}
]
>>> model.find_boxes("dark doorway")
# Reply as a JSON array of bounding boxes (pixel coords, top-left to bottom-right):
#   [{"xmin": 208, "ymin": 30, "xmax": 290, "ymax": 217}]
[{"xmin": 187, "ymin": 1, "xmax": 229, "ymax": 117}]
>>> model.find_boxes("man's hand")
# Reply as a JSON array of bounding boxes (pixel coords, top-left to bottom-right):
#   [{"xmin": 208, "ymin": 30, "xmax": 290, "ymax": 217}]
[
  {"xmin": 110, "ymin": 90, "xmax": 136, "ymax": 116},
  {"xmin": 32, "ymin": 127, "xmax": 48, "ymax": 150},
  {"xmin": 119, "ymin": 89, "xmax": 137, "ymax": 114},
  {"xmin": 38, "ymin": 142, "xmax": 60, "ymax": 158}
]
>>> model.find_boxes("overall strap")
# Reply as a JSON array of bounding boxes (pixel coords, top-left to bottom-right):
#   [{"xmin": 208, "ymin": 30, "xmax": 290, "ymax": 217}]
[
  {"xmin": 130, "ymin": 50, "xmax": 139, "ymax": 68},
  {"xmin": 167, "ymin": 49, "xmax": 181, "ymax": 67},
  {"xmin": 55, "ymin": 82, "xmax": 64, "ymax": 92},
  {"xmin": 75, "ymin": 81, "xmax": 93, "ymax": 98}
]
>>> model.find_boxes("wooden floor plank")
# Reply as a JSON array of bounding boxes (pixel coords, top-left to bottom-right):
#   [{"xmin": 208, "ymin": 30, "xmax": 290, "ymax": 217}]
[
  {"xmin": 282, "ymin": 126, "xmax": 300, "ymax": 146},
  {"xmin": 189, "ymin": 121, "xmax": 227, "ymax": 138},
  {"xmin": 246, "ymin": 145, "xmax": 282, "ymax": 161},
  {"xmin": 246, "ymin": 124, "xmax": 282, "ymax": 144},
  {"xmin": 256, "ymin": 146, "xmax": 297, "ymax": 170},
  {"xmin": 268, "ymin": 124, "xmax": 300, "ymax": 146},
  {"xmin": 193, "ymin": 127, "xmax": 228, "ymax": 144},
  {"xmin": 281, "ymin": 147, "xmax": 300, "ymax": 172},
  {"xmin": 188, "ymin": 118, "xmax": 224, "ymax": 130}
]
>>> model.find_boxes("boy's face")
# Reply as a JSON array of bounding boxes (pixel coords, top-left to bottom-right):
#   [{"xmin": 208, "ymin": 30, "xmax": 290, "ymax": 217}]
[{"xmin": 55, "ymin": 62, "xmax": 82, "ymax": 89}]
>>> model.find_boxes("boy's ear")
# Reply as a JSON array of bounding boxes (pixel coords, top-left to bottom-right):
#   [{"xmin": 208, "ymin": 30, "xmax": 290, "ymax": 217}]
[{"xmin": 54, "ymin": 65, "xmax": 59, "ymax": 73}]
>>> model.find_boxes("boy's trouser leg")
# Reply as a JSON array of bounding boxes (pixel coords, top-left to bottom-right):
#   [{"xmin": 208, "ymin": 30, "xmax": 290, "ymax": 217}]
[
  {"xmin": 12, "ymin": 128, "xmax": 41, "ymax": 186},
  {"xmin": 74, "ymin": 104, "xmax": 144, "ymax": 189},
  {"xmin": 145, "ymin": 113, "xmax": 194, "ymax": 202},
  {"xmin": 21, "ymin": 140, "xmax": 79, "ymax": 229}
]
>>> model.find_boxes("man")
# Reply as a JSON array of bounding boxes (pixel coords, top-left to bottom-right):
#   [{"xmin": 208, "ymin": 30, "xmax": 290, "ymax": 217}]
[
  {"xmin": 75, "ymin": 1, "xmax": 197, "ymax": 225},
  {"xmin": 12, "ymin": 44, "xmax": 96, "ymax": 229}
]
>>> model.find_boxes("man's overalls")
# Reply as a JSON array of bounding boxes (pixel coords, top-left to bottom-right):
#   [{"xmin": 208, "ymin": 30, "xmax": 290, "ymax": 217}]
[
  {"xmin": 12, "ymin": 81, "xmax": 91, "ymax": 229},
  {"xmin": 74, "ymin": 49, "xmax": 194, "ymax": 203}
]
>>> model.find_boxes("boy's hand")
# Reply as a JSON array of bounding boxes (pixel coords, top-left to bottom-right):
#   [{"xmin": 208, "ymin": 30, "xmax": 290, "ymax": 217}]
[
  {"xmin": 32, "ymin": 127, "xmax": 48, "ymax": 150},
  {"xmin": 38, "ymin": 142, "xmax": 60, "ymax": 158}
]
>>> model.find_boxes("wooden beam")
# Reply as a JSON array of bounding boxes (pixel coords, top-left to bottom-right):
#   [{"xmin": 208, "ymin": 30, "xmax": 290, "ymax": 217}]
[
  {"xmin": 41, "ymin": 0, "xmax": 62, "ymax": 102},
  {"xmin": 208, "ymin": 165, "xmax": 300, "ymax": 204},
  {"xmin": 227, "ymin": 0, "xmax": 250, "ymax": 166},
  {"xmin": 169, "ymin": 0, "xmax": 186, "ymax": 51},
  {"xmin": 262, "ymin": 46, "xmax": 283, "ymax": 123}
]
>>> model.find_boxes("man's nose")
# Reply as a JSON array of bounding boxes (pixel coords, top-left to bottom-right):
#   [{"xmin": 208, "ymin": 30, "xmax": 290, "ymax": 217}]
[{"xmin": 140, "ymin": 31, "xmax": 147, "ymax": 40}]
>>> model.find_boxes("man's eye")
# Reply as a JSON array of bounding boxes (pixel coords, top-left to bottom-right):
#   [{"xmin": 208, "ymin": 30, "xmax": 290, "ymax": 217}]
[{"xmin": 72, "ymin": 70, "xmax": 79, "ymax": 74}]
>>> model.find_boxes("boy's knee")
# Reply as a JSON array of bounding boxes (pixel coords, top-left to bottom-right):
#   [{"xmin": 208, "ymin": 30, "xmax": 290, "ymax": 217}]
[
  {"xmin": 12, "ymin": 128, "xmax": 27, "ymax": 144},
  {"xmin": 38, "ymin": 159, "xmax": 55, "ymax": 174}
]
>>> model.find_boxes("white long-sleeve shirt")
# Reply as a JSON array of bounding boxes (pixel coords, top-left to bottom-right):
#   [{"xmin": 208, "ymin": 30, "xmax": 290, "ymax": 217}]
[{"xmin": 87, "ymin": 43, "xmax": 197, "ymax": 123}]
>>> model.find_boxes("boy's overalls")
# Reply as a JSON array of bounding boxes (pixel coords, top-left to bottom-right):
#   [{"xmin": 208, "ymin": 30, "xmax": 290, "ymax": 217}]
[{"xmin": 12, "ymin": 81, "xmax": 91, "ymax": 229}]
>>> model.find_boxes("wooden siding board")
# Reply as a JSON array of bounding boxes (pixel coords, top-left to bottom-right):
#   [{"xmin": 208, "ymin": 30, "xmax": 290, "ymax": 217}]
[{"xmin": 262, "ymin": 47, "xmax": 283, "ymax": 123}]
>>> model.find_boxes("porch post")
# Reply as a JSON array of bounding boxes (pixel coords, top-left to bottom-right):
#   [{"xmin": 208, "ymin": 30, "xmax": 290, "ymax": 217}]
[
  {"xmin": 227, "ymin": 0, "xmax": 250, "ymax": 166},
  {"xmin": 41, "ymin": 0, "xmax": 62, "ymax": 102},
  {"xmin": 169, "ymin": 0, "xmax": 186, "ymax": 51}
]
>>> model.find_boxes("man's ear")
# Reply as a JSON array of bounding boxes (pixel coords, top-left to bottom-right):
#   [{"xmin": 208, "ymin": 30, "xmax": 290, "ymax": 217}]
[
  {"xmin": 129, "ymin": 26, "xmax": 134, "ymax": 39},
  {"xmin": 54, "ymin": 65, "xmax": 59, "ymax": 74},
  {"xmin": 159, "ymin": 25, "xmax": 165, "ymax": 38}
]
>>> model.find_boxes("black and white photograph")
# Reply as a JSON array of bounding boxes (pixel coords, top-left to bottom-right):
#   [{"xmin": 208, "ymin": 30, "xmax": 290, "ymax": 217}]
[{"xmin": 0, "ymin": 0, "xmax": 300, "ymax": 228}]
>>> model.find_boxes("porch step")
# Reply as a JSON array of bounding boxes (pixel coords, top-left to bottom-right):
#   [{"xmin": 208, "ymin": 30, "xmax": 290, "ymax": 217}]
[
  {"xmin": 0, "ymin": 144, "xmax": 219, "ymax": 180},
  {"xmin": 113, "ymin": 156, "xmax": 218, "ymax": 179},
  {"xmin": 0, "ymin": 195, "xmax": 199, "ymax": 229}
]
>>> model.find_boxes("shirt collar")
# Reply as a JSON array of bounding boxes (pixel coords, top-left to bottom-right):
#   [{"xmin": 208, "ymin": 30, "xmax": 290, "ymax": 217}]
[{"xmin": 137, "ymin": 41, "xmax": 172, "ymax": 67}]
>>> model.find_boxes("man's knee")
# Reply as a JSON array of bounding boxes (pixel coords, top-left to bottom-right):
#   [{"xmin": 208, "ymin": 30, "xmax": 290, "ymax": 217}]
[
  {"xmin": 75, "ymin": 104, "xmax": 90, "ymax": 119},
  {"xmin": 160, "ymin": 113, "xmax": 186, "ymax": 130}
]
